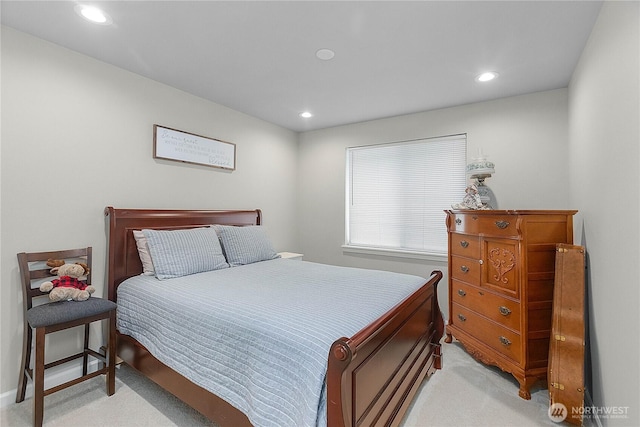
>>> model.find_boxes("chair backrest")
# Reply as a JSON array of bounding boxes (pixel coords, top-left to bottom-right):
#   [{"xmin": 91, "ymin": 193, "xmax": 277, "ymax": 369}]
[{"xmin": 17, "ymin": 247, "xmax": 92, "ymax": 311}]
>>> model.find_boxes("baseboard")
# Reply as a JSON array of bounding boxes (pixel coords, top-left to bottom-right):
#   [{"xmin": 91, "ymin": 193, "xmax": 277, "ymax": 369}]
[{"xmin": 0, "ymin": 359, "xmax": 101, "ymax": 409}]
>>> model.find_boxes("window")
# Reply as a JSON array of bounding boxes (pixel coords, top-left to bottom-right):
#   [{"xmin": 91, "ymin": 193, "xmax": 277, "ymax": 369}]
[{"xmin": 345, "ymin": 134, "xmax": 466, "ymax": 258}]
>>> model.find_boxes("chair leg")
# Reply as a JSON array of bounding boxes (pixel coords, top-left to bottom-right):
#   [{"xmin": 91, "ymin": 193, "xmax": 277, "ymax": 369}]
[
  {"xmin": 33, "ymin": 328, "xmax": 45, "ymax": 427},
  {"xmin": 16, "ymin": 324, "xmax": 32, "ymax": 403},
  {"xmin": 82, "ymin": 324, "xmax": 90, "ymax": 376},
  {"xmin": 107, "ymin": 311, "xmax": 116, "ymax": 395}
]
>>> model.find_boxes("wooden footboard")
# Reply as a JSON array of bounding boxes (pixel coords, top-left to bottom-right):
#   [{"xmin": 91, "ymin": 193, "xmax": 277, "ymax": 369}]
[
  {"xmin": 105, "ymin": 207, "xmax": 444, "ymax": 427},
  {"xmin": 327, "ymin": 270, "xmax": 443, "ymax": 427}
]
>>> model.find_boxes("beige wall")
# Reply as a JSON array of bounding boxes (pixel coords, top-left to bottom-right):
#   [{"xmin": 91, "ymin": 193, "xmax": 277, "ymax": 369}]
[
  {"xmin": 568, "ymin": 2, "xmax": 640, "ymax": 425},
  {"xmin": 0, "ymin": 27, "xmax": 299, "ymax": 396}
]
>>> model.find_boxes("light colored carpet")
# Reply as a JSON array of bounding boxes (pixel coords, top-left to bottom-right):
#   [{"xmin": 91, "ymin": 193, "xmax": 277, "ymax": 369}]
[
  {"xmin": 403, "ymin": 341, "xmax": 559, "ymax": 427},
  {"xmin": 1, "ymin": 341, "xmax": 576, "ymax": 426}
]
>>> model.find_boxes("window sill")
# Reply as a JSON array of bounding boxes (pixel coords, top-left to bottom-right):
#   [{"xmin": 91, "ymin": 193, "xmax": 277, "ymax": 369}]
[{"xmin": 342, "ymin": 245, "xmax": 448, "ymax": 263}]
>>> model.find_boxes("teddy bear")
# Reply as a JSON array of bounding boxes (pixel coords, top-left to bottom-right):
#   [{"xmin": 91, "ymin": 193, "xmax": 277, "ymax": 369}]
[{"xmin": 40, "ymin": 259, "xmax": 95, "ymax": 302}]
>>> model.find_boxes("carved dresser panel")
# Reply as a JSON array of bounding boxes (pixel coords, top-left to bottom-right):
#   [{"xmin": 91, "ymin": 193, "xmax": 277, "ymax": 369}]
[{"xmin": 444, "ymin": 210, "xmax": 577, "ymax": 399}]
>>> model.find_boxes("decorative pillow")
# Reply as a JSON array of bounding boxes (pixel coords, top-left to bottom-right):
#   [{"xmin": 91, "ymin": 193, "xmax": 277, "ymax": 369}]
[
  {"xmin": 214, "ymin": 225, "xmax": 280, "ymax": 267},
  {"xmin": 142, "ymin": 227, "xmax": 229, "ymax": 280},
  {"xmin": 133, "ymin": 230, "xmax": 155, "ymax": 275}
]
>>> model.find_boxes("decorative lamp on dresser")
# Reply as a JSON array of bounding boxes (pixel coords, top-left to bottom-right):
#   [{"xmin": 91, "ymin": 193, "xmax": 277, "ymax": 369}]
[{"xmin": 444, "ymin": 209, "xmax": 577, "ymax": 399}]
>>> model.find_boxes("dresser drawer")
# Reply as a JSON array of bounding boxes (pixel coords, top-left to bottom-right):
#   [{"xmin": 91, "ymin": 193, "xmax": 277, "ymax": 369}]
[
  {"xmin": 452, "ymin": 303, "xmax": 522, "ymax": 364},
  {"xmin": 450, "ymin": 256, "xmax": 481, "ymax": 284},
  {"xmin": 450, "ymin": 233, "xmax": 480, "ymax": 258},
  {"xmin": 451, "ymin": 280, "xmax": 521, "ymax": 332},
  {"xmin": 450, "ymin": 214, "xmax": 518, "ymax": 237}
]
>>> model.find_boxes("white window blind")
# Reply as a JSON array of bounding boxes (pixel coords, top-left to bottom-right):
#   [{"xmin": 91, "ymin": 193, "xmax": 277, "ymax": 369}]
[{"xmin": 346, "ymin": 134, "xmax": 466, "ymax": 256}]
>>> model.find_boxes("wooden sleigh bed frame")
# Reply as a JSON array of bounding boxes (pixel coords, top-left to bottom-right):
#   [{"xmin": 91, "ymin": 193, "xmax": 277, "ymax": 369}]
[{"xmin": 105, "ymin": 206, "xmax": 444, "ymax": 427}]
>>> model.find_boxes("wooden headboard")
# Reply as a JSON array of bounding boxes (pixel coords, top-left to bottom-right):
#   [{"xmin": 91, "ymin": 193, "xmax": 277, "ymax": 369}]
[{"xmin": 104, "ymin": 206, "xmax": 262, "ymax": 302}]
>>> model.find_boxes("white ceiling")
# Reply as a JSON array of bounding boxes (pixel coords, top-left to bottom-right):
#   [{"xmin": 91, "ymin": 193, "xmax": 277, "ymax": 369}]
[{"xmin": 1, "ymin": 1, "xmax": 603, "ymax": 132}]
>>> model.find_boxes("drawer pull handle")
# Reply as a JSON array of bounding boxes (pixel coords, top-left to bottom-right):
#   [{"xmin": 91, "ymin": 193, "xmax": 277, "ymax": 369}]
[
  {"xmin": 499, "ymin": 306, "xmax": 512, "ymax": 316},
  {"xmin": 460, "ymin": 265, "xmax": 469, "ymax": 273},
  {"xmin": 455, "ymin": 218, "xmax": 462, "ymax": 225},
  {"xmin": 457, "ymin": 289, "xmax": 466, "ymax": 297},
  {"xmin": 457, "ymin": 314, "xmax": 467, "ymax": 322},
  {"xmin": 459, "ymin": 240, "xmax": 469, "ymax": 248},
  {"xmin": 499, "ymin": 336, "xmax": 511, "ymax": 346},
  {"xmin": 495, "ymin": 220, "xmax": 510, "ymax": 229}
]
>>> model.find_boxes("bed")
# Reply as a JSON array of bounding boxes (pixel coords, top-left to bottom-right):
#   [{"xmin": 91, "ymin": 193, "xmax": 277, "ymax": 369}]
[{"xmin": 105, "ymin": 206, "xmax": 444, "ymax": 427}]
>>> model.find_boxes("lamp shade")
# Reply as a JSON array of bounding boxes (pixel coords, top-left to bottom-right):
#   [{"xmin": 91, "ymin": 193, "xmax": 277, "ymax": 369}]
[{"xmin": 466, "ymin": 150, "xmax": 495, "ymax": 180}]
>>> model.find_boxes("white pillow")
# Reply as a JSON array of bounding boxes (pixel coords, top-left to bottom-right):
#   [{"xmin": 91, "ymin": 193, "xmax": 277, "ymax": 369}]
[
  {"xmin": 133, "ymin": 230, "xmax": 155, "ymax": 275},
  {"xmin": 142, "ymin": 227, "xmax": 229, "ymax": 280}
]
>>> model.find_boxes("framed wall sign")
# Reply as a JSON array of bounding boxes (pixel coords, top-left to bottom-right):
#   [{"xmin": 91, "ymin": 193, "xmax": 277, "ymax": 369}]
[{"xmin": 153, "ymin": 124, "xmax": 236, "ymax": 171}]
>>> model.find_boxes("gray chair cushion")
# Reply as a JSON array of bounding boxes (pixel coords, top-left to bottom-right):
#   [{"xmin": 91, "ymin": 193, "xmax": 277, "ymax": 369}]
[{"xmin": 27, "ymin": 298, "xmax": 116, "ymax": 328}]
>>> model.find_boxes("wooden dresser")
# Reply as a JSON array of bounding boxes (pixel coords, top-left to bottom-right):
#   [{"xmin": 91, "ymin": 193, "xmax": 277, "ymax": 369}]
[{"xmin": 444, "ymin": 210, "xmax": 577, "ymax": 399}]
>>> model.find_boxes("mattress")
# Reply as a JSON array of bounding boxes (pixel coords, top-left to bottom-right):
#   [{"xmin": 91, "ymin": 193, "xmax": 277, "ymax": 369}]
[{"xmin": 116, "ymin": 258, "xmax": 427, "ymax": 427}]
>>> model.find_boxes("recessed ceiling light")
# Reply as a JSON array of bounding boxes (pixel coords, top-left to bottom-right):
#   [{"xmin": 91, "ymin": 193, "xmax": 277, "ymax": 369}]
[
  {"xmin": 300, "ymin": 112, "xmax": 313, "ymax": 119},
  {"xmin": 75, "ymin": 5, "xmax": 112, "ymax": 25},
  {"xmin": 476, "ymin": 71, "xmax": 499, "ymax": 82},
  {"xmin": 316, "ymin": 49, "xmax": 335, "ymax": 61}
]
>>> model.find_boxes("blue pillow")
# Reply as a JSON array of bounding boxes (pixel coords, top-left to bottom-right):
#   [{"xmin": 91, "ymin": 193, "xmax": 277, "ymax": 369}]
[
  {"xmin": 214, "ymin": 225, "xmax": 280, "ymax": 266},
  {"xmin": 142, "ymin": 227, "xmax": 229, "ymax": 280}
]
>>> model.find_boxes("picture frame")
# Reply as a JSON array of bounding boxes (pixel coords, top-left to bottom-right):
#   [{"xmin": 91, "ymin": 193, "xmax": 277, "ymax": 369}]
[{"xmin": 153, "ymin": 124, "xmax": 236, "ymax": 171}]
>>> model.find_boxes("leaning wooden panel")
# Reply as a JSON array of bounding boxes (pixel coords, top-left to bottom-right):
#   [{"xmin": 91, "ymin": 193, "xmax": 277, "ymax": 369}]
[{"xmin": 548, "ymin": 244, "xmax": 586, "ymax": 425}]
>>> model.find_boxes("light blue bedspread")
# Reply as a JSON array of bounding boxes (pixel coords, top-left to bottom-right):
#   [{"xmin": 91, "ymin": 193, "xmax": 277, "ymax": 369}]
[{"xmin": 116, "ymin": 259, "xmax": 427, "ymax": 427}]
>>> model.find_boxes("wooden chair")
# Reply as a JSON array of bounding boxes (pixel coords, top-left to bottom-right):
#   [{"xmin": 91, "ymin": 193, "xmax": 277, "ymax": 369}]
[{"xmin": 16, "ymin": 247, "xmax": 116, "ymax": 427}]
